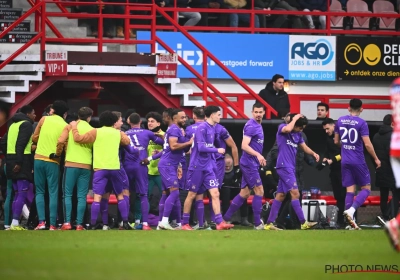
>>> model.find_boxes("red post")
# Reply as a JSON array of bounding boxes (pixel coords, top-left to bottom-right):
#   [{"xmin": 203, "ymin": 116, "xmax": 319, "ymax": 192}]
[
  {"xmin": 40, "ymin": 1, "xmax": 45, "ymax": 63},
  {"xmin": 202, "ymin": 51, "xmax": 207, "ymax": 103},
  {"xmin": 34, "ymin": 0, "xmax": 40, "ymax": 32},
  {"xmin": 125, "ymin": 0, "xmax": 129, "ymax": 41},
  {"xmin": 251, "ymin": 0, "xmax": 254, "ymax": 34},
  {"xmin": 173, "ymin": 0, "xmax": 177, "ymax": 32},
  {"xmin": 98, "ymin": 3, "xmax": 103, "ymax": 53},
  {"xmin": 326, "ymin": 0, "xmax": 331, "ymax": 36},
  {"xmin": 151, "ymin": 5, "xmax": 156, "ymax": 53}
]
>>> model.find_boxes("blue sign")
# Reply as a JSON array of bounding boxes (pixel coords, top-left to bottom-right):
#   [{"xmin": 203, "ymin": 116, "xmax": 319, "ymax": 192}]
[
  {"xmin": 137, "ymin": 31, "xmax": 289, "ymax": 80},
  {"xmin": 288, "ymin": 35, "xmax": 336, "ymax": 81}
]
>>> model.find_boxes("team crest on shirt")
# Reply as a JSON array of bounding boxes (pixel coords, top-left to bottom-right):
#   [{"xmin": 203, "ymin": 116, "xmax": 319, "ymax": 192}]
[
  {"xmin": 192, "ymin": 185, "xmax": 196, "ymax": 190},
  {"xmin": 257, "ymin": 179, "xmax": 261, "ymax": 183},
  {"xmin": 174, "ymin": 181, "xmax": 178, "ymax": 185}
]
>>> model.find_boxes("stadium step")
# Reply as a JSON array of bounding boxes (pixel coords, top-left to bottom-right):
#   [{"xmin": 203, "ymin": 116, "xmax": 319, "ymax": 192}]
[
  {"xmin": 0, "ymin": 19, "xmax": 31, "ymax": 32},
  {"xmin": 0, "ymin": 64, "xmax": 43, "ymax": 103},
  {"xmin": 156, "ymin": 77, "xmax": 205, "ymax": 107}
]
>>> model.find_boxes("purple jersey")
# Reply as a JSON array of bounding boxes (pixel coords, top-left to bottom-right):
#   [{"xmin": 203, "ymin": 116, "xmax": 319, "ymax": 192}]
[
  {"xmin": 189, "ymin": 121, "xmax": 218, "ymax": 170},
  {"xmin": 214, "ymin": 124, "xmax": 230, "ymax": 161},
  {"xmin": 124, "ymin": 128, "xmax": 162, "ymax": 164},
  {"xmin": 335, "ymin": 115, "xmax": 369, "ymax": 165},
  {"xmin": 276, "ymin": 123, "xmax": 304, "ymax": 169},
  {"xmin": 159, "ymin": 124, "xmax": 185, "ymax": 168},
  {"xmin": 240, "ymin": 118, "xmax": 264, "ymax": 168},
  {"xmin": 184, "ymin": 121, "xmax": 204, "ymax": 167}
]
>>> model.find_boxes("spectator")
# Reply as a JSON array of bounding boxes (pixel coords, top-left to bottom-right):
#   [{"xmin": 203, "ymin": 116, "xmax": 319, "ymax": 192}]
[
  {"xmin": 78, "ymin": 0, "xmax": 135, "ymax": 38},
  {"xmin": 259, "ymin": 74, "xmax": 290, "ymax": 119},
  {"xmin": 316, "ymin": 102, "xmax": 329, "ymax": 120},
  {"xmin": 373, "ymin": 114, "xmax": 400, "ymax": 222},
  {"xmin": 299, "ymin": 0, "xmax": 329, "ymax": 29},
  {"xmin": 177, "ymin": 0, "xmax": 202, "ymax": 26},
  {"xmin": 220, "ymin": 154, "xmax": 251, "ymax": 226},
  {"xmin": 260, "ymin": 0, "xmax": 303, "ymax": 28},
  {"xmin": 225, "ymin": 0, "xmax": 260, "ymax": 32}
]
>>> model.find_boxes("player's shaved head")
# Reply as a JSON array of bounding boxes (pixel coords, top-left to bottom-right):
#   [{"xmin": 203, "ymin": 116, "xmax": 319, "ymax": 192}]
[
  {"xmin": 193, "ymin": 106, "xmax": 205, "ymax": 120},
  {"xmin": 129, "ymin": 113, "xmax": 141, "ymax": 125},
  {"xmin": 349, "ymin": 98, "xmax": 363, "ymax": 112}
]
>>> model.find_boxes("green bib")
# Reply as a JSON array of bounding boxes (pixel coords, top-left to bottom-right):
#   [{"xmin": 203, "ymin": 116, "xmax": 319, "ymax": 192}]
[
  {"xmin": 7, "ymin": 121, "xmax": 32, "ymax": 155},
  {"xmin": 36, "ymin": 115, "xmax": 67, "ymax": 157},
  {"xmin": 66, "ymin": 120, "xmax": 93, "ymax": 165},
  {"xmin": 93, "ymin": 127, "xmax": 120, "ymax": 170}
]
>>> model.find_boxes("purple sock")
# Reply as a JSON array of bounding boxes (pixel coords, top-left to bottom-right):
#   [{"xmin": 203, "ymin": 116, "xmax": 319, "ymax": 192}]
[
  {"xmin": 118, "ymin": 199, "xmax": 128, "ymax": 222},
  {"xmin": 163, "ymin": 190, "xmax": 179, "ymax": 218},
  {"xmin": 209, "ymin": 202, "xmax": 215, "ymax": 223},
  {"xmin": 124, "ymin": 195, "xmax": 130, "ymax": 215},
  {"xmin": 100, "ymin": 198, "xmax": 109, "ymax": 225},
  {"xmin": 195, "ymin": 200, "xmax": 204, "ymax": 227},
  {"xmin": 182, "ymin": 213, "xmax": 190, "ymax": 225},
  {"xmin": 91, "ymin": 201, "xmax": 100, "ymax": 226},
  {"xmin": 158, "ymin": 193, "xmax": 167, "ymax": 221},
  {"xmin": 12, "ymin": 192, "xmax": 27, "ymax": 220},
  {"xmin": 291, "ymin": 199, "xmax": 305, "ymax": 224},
  {"xmin": 223, "ymin": 195, "xmax": 246, "ymax": 221},
  {"xmin": 252, "ymin": 195, "xmax": 263, "ymax": 226},
  {"xmin": 352, "ymin": 189, "xmax": 370, "ymax": 210},
  {"xmin": 345, "ymin": 192, "xmax": 355, "ymax": 210},
  {"xmin": 140, "ymin": 195, "xmax": 149, "ymax": 223},
  {"xmin": 215, "ymin": 213, "xmax": 223, "ymax": 224},
  {"xmin": 267, "ymin": 200, "xmax": 282, "ymax": 224},
  {"xmin": 172, "ymin": 196, "xmax": 181, "ymax": 224}
]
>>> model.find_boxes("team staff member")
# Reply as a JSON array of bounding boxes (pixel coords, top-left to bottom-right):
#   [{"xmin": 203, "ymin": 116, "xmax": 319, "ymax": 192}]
[
  {"xmin": 320, "ymin": 118, "xmax": 346, "ymax": 227},
  {"xmin": 4, "ymin": 105, "xmax": 36, "ymax": 230},
  {"xmin": 32, "ymin": 100, "xmax": 69, "ymax": 230},
  {"xmin": 56, "ymin": 107, "xmax": 94, "ymax": 231}
]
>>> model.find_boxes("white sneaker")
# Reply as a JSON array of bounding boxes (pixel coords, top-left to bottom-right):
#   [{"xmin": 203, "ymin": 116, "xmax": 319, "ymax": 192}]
[
  {"xmin": 343, "ymin": 211, "xmax": 360, "ymax": 230},
  {"xmin": 103, "ymin": 225, "xmax": 110, "ymax": 230},
  {"xmin": 254, "ymin": 220, "xmax": 265, "ymax": 230},
  {"xmin": 159, "ymin": 221, "xmax": 175, "ymax": 230}
]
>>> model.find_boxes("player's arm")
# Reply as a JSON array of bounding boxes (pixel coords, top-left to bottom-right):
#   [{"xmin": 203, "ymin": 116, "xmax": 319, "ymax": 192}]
[
  {"xmin": 32, "ymin": 116, "xmax": 45, "ymax": 144},
  {"xmin": 299, "ymin": 142, "xmax": 319, "ymax": 162},
  {"xmin": 119, "ymin": 131, "xmax": 130, "ymax": 146},
  {"xmin": 56, "ymin": 124, "xmax": 71, "ymax": 157},
  {"xmin": 225, "ymin": 136, "xmax": 239, "ymax": 166},
  {"xmin": 71, "ymin": 121, "xmax": 97, "ymax": 144},
  {"xmin": 281, "ymin": 114, "xmax": 302, "ymax": 133},
  {"xmin": 362, "ymin": 136, "xmax": 381, "ymax": 168},
  {"xmin": 242, "ymin": 136, "xmax": 266, "ymax": 166},
  {"xmin": 169, "ymin": 136, "xmax": 192, "ymax": 151},
  {"xmin": 196, "ymin": 129, "xmax": 222, "ymax": 154},
  {"xmin": 150, "ymin": 133, "xmax": 164, "ymax": 146}
]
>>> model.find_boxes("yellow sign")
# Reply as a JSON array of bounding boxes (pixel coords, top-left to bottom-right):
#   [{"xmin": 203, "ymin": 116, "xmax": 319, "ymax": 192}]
[{"xmin": 344, "ymin": 43, "xmax": 381, "ymax": 66}]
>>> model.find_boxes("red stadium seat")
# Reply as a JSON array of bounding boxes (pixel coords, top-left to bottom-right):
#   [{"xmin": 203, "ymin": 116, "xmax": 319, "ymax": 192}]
[
  {"xmin": 373, "ymin": 1, "xmax": 397, "ymax": 30},
  {"xmin": 330, "ymin": 0, "xmax": 346, "ymax": 28},
  {"xmin": 347, "ymin": 0, "xmax": 372, "ymax": 29},
  {"xmin": 86, "ymin": 194, "xmax": 118, "ymax": 205},
  {"xmin": 319, "ymin": 195, "xmax": 337, "ymax": 205}
]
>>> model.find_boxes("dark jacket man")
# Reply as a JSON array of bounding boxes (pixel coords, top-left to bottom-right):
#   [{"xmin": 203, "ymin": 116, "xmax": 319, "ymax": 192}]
[
  {"xmin": 373, "ymin": 122, "xmax": 395, "ymax": 188},
  {"xmin": 259, "ymin": 80, "xmax": 290, "ymax": 119},
  {"xmin": 2, "ymin": 110, "xmax": 35, "ymax": 182}
]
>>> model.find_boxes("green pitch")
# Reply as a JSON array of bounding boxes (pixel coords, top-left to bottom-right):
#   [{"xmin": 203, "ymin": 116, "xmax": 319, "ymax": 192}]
[{"xmin": 0, "ymin": 230, "xmax": 399, "ymax": 280}]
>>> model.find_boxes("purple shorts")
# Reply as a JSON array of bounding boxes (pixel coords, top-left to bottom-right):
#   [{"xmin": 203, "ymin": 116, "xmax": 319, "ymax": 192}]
[
  {"xmin": 158, "ymin": 166, "xmax": 179, "ymax": 191},
  {"xmin": 12, "ymin": 179, "xmax": 30, "ymax": 192},
  {"xmin": 341, "ymin": 163, "xmax": 371, "ymax": 187},
  {"xmin": 240, "ymin": 163, "xmax": 262, "ymax": 189},
  {"xmin": 215, "ymin": 159, "xmax": 225, "ymax": 188},
  {"xmin": 105, "ymin": 167, "xmax": 129, "ymax": 193},
  {"xmin": 179, "ymin": 167, "xmax": 187, "ymax": 190},
  {"xmin": 124, "ymin": 164, "xmax": 149, "ymax": 195},
  {"xmin": 276, "ymin": 168, "xmax": 297, "ymax": 194},
  {"xmin": 186, "ymin": 168, "xmax": 218, "ymax": 194},
  {"xmin": 93, "ymin": 169, "xmax": 128, "ymax": 196}
]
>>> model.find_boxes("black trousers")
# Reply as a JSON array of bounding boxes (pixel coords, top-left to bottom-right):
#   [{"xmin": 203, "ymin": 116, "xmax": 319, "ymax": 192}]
[
  {"xmin": 380, "ymin": 187, "xmax": 400, "ymax": 220},
  {"xmin": 221, "ymin": 187, "xmax": 248, "ymax": 218},
  {"xmin": 330, "ymin": 169, "xmax": 346, "ymax": 225}
]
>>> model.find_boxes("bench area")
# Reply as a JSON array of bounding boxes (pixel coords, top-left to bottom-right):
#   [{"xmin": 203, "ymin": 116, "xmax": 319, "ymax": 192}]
[{"xmin": 86, "ymin": 194, "xmax": 392, "ymax": 206}]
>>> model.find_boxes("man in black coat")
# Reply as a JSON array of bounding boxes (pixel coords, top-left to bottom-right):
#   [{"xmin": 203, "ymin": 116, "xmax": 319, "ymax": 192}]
[
  {"xmin": 320, "ymin": 118, "xmax": 346, "ymax": 227},
  {"xmin": 259, "ymin": 74, "xmax": 290, "ymax": 119},
  {"xmin": 2, "ymin": 105, "xmax": 36, "ymax": 230},
  {"xmin": 373, "ymin": 114, "xmax": 399, "ymax": 221}
]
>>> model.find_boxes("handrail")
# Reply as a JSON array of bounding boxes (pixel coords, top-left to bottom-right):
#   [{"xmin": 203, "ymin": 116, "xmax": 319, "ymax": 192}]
[
  {"xmin": 0, "ymin": 1, "xmax": 44, "ymax": 70},
  {"xmin": 154, "ymin": 6, "xmax": 278, "ymax": 118},
  {"xmin": 27, "ymin": 0, "xmax": 63, "ymax": 37}
]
